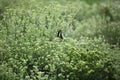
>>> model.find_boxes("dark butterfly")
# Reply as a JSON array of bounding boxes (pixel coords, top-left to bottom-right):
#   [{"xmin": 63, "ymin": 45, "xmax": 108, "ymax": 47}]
[{"xmin": 57, "ymin": 30, "xmax": 63, "ymax": 39}]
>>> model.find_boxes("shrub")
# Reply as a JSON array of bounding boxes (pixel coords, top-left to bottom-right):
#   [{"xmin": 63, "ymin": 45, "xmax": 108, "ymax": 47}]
[
  {"xmin": 97, "ymin": 1, "xmax": 120, "ymax": 47},
  {"xmin": 0, "ymin": 37, "xmax": 119, "ymax": 80}
]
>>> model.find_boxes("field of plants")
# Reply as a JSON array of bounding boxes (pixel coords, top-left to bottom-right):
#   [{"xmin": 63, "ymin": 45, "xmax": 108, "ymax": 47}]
[{"xmin": 0, "ymin": 0, "xmax": 120, "ymax": 80}]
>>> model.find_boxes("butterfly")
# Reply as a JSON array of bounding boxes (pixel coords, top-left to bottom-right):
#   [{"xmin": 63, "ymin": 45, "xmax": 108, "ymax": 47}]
[{"xmin": 57, "ymin": 30, "xmax": 63, "ymax": 39}]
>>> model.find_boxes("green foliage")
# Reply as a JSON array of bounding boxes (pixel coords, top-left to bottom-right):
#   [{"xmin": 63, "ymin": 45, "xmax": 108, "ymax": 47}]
[
  {"xmin": 0, "ymin": 0, "xmax": 120, "ymax": 80},
  {"xmin": 96, "ymin": 1, "xmax": 120, "ymax": 47},
  {"xmin": 0, "ymin": 37, "xmax": 119, "ymax": 80}
]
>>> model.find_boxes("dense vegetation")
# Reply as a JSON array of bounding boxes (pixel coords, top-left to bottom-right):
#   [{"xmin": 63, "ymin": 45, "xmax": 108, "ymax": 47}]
[{"xmin": 0, "ymin": 0, "xmax": 120, "ymax": 80}]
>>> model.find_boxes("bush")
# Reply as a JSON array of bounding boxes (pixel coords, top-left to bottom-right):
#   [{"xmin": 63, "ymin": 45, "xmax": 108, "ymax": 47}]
[
  {"xmin": 0, "ymin": 37, "xmax": 119, "ymax": 80},
  {"xmin": 93, "ymin": 1, "xmax": 120, "ymax": 47}
]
